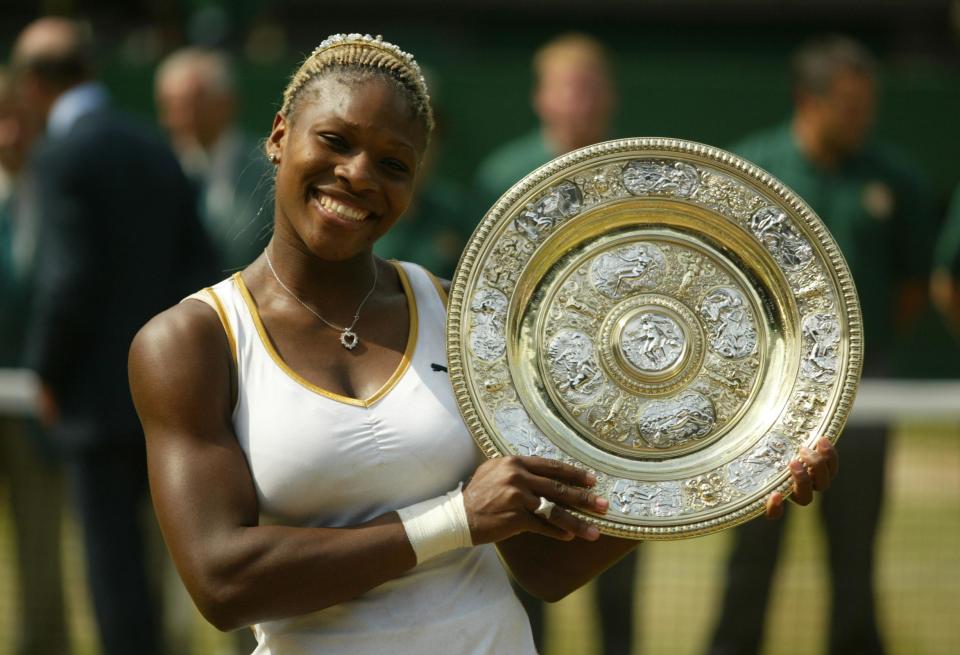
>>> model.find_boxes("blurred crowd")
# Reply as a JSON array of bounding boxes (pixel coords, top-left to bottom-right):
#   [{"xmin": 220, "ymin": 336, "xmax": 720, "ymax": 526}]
[{"xmin": 0, "ymin": 13, "xmax": 958, "ymax": 655}]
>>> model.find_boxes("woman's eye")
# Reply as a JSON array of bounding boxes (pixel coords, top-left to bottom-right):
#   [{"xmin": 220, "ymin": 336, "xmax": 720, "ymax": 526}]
[
  {"xmin": 383, "ymin": 158, "xmax": 410, "ymax": 174},
  {"xmin": 321, "ymin": 134, "xmax": 347, "ymax": 150}
]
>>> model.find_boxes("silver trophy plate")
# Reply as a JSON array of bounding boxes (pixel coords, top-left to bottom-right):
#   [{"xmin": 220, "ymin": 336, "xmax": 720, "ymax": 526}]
[{"xmin": 447, "ymin": 138, "xmax": 862, "ymax": 539}]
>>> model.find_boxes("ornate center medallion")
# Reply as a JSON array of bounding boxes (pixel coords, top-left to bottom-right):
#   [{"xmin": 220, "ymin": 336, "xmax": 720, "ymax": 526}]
[
  {"xmin": 620, "ymin": 310, "xmax": 686, "ymax": 374},
  {"xmin": 448, "ymin": 138, "xmax": 862, "ymax": 539}
]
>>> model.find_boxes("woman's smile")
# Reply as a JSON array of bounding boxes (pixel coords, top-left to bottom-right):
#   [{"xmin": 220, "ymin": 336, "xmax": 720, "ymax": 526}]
[{"xmin": 310, "ymin": 188, "xmax": 372, "ymax": 224}]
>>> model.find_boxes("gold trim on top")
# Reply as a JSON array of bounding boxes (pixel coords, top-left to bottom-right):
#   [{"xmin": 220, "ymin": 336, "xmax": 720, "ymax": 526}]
[
  {"xmin": 427, "ymin": 270, "xmax": 449, "ymax": 308},
  {"xmin": 182, "ymin": 289, "xmax": 239, "ymax": 364},
  {"xmin": 233, "ymin": 262, "xmax": 418, "ymax": 408},
  {"xmin": 204, "ymin": 288, "xmax": 239, "ymax": 365}
]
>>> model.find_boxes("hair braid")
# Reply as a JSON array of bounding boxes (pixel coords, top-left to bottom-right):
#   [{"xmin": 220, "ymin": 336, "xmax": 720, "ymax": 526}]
[{"xmin": 280, "ymin": 33, "xmax": 434, "ymax": 135}]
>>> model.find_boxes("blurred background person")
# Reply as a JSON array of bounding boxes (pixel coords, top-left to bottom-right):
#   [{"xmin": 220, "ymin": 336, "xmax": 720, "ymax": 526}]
[
  {"xmin": 11, "ymin": 17, "xmax": 216, "ymax": 655},
  {"xmin": 707, "ymin": 34, "xmax": 937, "ymax": 655},
  {"xmin": 155, "ymin": 46, "xmax": 272, "ymax": 273},
  {"xmin": 0, "ymin": 63, "xmax": 68, "ymax": 655},
  {"xmin": 474, "ymin": 33, "xmax": 617, "ymax": 213},
  {"xmin": 473, "ymin": 33, "xmax": 638, "ymax": 655}
]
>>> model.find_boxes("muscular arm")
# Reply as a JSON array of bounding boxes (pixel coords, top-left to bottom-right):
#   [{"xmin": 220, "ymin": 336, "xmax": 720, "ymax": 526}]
[
  {"xmin": 498, "ymin": 533, "xmax": 639, "ymax": 602},
  {"xmin": 129, "ymin": 302, "xmax": 417, "ymax": 631}
]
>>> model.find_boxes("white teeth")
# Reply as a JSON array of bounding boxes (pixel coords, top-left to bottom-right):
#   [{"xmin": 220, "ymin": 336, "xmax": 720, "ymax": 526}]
[{"xmin": 317, "ymin": 193, "xmax": 368, "ymax": 221}]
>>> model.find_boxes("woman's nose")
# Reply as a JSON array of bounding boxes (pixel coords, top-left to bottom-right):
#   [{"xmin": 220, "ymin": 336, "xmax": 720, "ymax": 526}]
[{"xmin": 335, "ymin": 152, "xmax": 376, "ymax": 192}]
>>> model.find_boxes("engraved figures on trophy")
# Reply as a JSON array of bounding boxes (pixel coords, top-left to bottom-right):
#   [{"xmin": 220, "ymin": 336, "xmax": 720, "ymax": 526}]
[
  {"xmin": 800, "ymin": 312, "xmax": 841, "ymax": 383},
  {"xmin": 575, "ymin": 163, "xmax": 628, "ymax": 207},
  {"xmin": 583, "ymin": 391, "xmax": 629, "ymax": 439},
  {"xmin": 538, "ymin": 237, "xmax": 765, "ymax": 455},
  {"xmin": 546, "ymin": 329, "xmax": 604, "ymax": 403},
  {"xmin": 685, "ymin": 471, "xmax": 729, "ymax": 510},
  {"xmin": 636, "ymin": 390, "xmax": 716, "ymax": 448},
  {"xmin": 694, "ymin": 169, "xmax": 767, "ymax": 223},
  {"xmin": 622, "ymin": 160, "xmax": 700, "ymax": 198},
  {"xmin": 726, "ymin": 432, "xmax": 794, "ymax": 494},
  {"xmin": 494, "ymin": 405, "xmax": 561, "ymax": 459},
  {"xmin": 782, "ymin": 388, "xmax": 828, "ymax": 433},
  {"xmin": 514, "ymin": 180, "xmax": 582, "ymax": 243},
  {"xmin": 589, "ymin": 243, "xmax": 666, "ymax": 299},
  {"xmin": 698, "ymin": 287, "xmax": 758, "ymax": 359},
  {"xmin": 548, "ymin": 278, "xmax": 602, "ymax": 330},
  {"xmin": 792, "ymin": 271, "xmax": 835, "ymax": 315},
  {"xmin": 481, "ymin": 232, "xmax": 534, "ymax": 294},
  {"xmin": 749, "ymin": 206, "xmax": 814, "ymax": 269},
  {"xmin": 610, "ymin": 479, "xmax": 684, "ymax": 518},
  {"xmin": 621, "ymin": 312, "xmax": 685, "ymax": 372},
  {"xmin": 468, "ymin": 287, "xmax": 508, "ymax": 361},
  {"xmin": 675, "ymin": 250, "xmax": 719, "ymax": 299}
]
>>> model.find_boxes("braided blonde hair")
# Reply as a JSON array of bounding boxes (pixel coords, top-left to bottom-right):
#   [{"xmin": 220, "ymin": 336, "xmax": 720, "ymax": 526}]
[{"xmin": 280, "ymin": 33, "xmax": 434, "ymax": 135}]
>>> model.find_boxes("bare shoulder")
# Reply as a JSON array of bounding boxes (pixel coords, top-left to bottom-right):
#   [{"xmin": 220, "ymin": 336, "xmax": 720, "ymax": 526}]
[
  {"xmin": 129, "ymin": 299, "xmax": 233, "ymax": 428},
  {"xmin": 130, "ymin": 298, "xmax": 227, "ymax": 376}
]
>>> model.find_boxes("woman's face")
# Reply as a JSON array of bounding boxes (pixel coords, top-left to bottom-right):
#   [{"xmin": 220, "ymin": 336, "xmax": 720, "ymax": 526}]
[{"xmin": 269, "ymin": 74, "xmax": 426, "ymax": 261}]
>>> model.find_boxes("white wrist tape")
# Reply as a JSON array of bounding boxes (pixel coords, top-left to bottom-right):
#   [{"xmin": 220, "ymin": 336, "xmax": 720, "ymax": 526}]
[{"xmin": 397, "ymin": 483, "xmax": 473, "ymax": 565}]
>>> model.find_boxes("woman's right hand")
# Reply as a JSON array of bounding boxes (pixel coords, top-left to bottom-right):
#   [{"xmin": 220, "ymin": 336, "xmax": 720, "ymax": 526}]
[{"xmin": 461, "ymin": 456, "xmax": 609, "ymax": 544}]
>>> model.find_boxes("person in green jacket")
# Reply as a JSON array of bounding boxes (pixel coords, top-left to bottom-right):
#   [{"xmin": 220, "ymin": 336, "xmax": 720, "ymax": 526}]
[
  {"xmin": 707, "ymin": 35, "xmax": 937, "ymax": 655},
  {"xmin": 473, "ymin": 33, "xmax": 617, "ymax": 214}
]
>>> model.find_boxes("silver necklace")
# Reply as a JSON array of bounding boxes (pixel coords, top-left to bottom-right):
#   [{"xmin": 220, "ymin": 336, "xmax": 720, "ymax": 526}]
[{"xmin": 264, "ymin": 248, "xmax": 378, "ymax": 350}]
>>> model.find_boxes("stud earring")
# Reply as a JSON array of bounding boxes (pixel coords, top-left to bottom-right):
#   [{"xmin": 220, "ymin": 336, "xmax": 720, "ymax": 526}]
[{"xmin": 269, "ymin": 152, "xmax": 279, "ymax": 164}]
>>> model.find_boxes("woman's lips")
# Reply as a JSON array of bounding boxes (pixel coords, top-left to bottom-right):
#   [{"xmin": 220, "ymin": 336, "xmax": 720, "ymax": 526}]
[{"xmin": 312, "ymin": 189, "xmax": 370, "ymax": 222}]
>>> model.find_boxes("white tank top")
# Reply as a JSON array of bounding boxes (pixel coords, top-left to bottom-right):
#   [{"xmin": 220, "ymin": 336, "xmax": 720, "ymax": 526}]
[{"xmin": 196, "ymin": 261, "xmax": 536, "ymax": 655}]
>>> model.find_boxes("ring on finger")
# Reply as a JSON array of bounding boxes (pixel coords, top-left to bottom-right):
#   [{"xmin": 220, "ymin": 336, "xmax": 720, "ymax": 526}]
[{"xmin": 534, "ymin": 496, "xmax": 556, "ymax": 520}]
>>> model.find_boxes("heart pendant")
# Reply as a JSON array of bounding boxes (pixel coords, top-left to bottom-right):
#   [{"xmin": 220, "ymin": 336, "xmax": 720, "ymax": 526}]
[{"xmin": 340, "ymin": 329, "xmax": 359, "ymax": 350}]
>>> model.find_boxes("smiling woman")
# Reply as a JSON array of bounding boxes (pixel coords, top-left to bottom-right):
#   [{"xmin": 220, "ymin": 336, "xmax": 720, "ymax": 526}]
[
  {"xmin": 126, "ymin": 33, "xmax": 837, "ymax": 655},
  {"xmin": 269, "ymin": 73, "xmax": 425, "ymax": 264}
]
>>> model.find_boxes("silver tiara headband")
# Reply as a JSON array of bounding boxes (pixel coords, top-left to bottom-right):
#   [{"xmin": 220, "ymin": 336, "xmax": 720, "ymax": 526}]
[{"xmin": 310, "ymin": 33, "xmax": 431, "ymax": 102}]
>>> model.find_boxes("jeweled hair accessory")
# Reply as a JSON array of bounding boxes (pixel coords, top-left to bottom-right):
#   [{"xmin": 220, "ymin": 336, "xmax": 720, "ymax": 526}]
[{"xmin": 310, "ymin": 33, "xmax": 431, "ymax": 105}]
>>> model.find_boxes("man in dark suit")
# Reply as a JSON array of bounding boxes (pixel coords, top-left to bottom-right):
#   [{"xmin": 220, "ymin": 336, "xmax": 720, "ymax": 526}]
[{"xmin": 12, "ymin": 17, "xmax": 217, "ymax": 655}]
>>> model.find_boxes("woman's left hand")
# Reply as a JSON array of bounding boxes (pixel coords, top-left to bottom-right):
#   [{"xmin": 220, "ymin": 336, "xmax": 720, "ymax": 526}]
[{"xmin": 765, "ymin": 436, "xmax": 839, "ymax": 519}]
